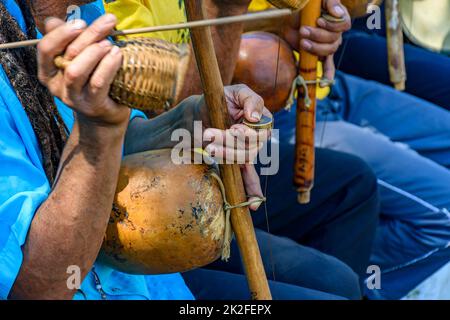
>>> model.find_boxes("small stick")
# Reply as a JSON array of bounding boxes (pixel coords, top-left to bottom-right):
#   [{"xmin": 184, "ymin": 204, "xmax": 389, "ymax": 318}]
[
  {"xmin": 185, "ymin": 0, "xmax": 272, "ymax": 300},
  {"xmin": 294, "ymin": 0, "xmax": 322, "ymax": 204},
  {"xmin": 385, "ymin": 0, "xmax": 406, "ymax": 91},
  {"xmin": 0, "ymin": 9, "xmax": 291, "ymax": 50}
]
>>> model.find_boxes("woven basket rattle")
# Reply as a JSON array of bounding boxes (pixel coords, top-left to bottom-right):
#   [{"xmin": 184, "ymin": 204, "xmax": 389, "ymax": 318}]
[
  {"xmin": 110, "ymin": 37, "xmax": 190, "ymax": 113},
  {"xmin": 267, "ymin": 0, "xmax": 310, "ymax": 10},
  {"xmin": 55, "ymin": 37, "xmax": 190, "ymax": 114}
]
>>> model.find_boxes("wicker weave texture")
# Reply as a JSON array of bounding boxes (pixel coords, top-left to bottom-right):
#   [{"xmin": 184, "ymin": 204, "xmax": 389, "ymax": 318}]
[
  {"xmin": 267, "ymin": 0, "xmax": 310, "ymax": 10},
  {"xmin": 110, "ymin": 37, "xmax": 189, "ymax": 112}
]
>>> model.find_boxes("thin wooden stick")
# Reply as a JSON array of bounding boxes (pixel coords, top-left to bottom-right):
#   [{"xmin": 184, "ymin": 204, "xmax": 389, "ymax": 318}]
[
  {"xmin": 0, "ymin": 9, "xmax": 291, "ymax": 50},
  {"xmin": 294, "ymin": 0, "xmax": 322, "ymax": 204},
  {"xmin": 385, "ymin": 0, "xmax": 406, "ymax": 91},
  {"xmin": 184, "ymin": 0, "xmax": 272, "ymax": 300}
]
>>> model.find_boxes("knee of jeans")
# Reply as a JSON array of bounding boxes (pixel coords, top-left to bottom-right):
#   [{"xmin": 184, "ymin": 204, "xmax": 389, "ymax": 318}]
[
  {"xmin": 339, "ymin": 267, "xmax": 361, "ymax": 300},
  {"xmin": 321, "ymin": 257, "xmax": 362, "ymax": 300},
  {"xmin": 349, "ymin": 155, "xmax": 379, "ymax": 200}
]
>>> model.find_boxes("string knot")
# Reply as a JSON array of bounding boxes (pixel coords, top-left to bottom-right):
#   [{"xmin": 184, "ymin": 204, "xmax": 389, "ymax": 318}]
[
  {"xmin": 208, "ymin": 171, "xmax": 266, "ymax": 261},
  {"xmin": 285, "ymin": 75, "xmax": 335, "ymax": 111}
]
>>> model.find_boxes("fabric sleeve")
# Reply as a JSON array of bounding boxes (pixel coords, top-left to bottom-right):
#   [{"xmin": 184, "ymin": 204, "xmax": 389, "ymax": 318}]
[
  {"xmin": 0, "ymin": 105, "xmax": 143, "ymax": 299},
  {"xmin": 0, "ymin": 103, "xmax": 51, "ymax": 300}
]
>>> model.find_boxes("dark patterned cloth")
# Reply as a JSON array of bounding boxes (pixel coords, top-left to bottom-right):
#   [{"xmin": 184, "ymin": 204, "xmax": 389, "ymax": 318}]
[{"xmin": 0, "ymin": 0, "xmax": 67, "ymax": 184}]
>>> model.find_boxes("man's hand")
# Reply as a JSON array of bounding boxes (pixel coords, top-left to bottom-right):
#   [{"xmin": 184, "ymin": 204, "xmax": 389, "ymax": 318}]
[
  {"xmin": 37, "ymin": 14, "xmax": 130, "ymax": 128},
  {"xmin": 200, "ymin": 84, "xmax": 272, "ymax": 211},
  {"xmin": 283, "ymin": 0, "xmax": 351, "ymax": 80}
]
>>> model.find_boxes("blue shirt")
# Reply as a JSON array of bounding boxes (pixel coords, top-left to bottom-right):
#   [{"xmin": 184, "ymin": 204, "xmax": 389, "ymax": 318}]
[{"xmin": 0, "ymin": 0, "xmax": 194, "ymax": 300}]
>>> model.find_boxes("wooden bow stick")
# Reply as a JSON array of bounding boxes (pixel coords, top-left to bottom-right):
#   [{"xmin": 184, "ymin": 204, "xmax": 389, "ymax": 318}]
[
  {"xmin": 295, "ymin": 0, "xmax": 322, "ymax": 204},
  {"xmin": 385, "ymin": 0, "xmax": 406, "ymax": 91},
  {"xmin": 185, "ymin": 0, "xmax": 272, "ymax": 300},
  {"xmin": 0, "ymin": 9, "xmax": 291, "ymax": 50}
]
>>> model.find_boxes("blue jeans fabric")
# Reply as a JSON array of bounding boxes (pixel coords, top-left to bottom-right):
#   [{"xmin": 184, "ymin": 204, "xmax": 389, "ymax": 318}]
[
  {"xmin": 290, "ymin": 71, "xmax": 450, "ymax": 299},
  {"xmin": 183, "ymin": 229, "xmax": 358, "ymax": 300},
  {"xmin": 334, "ymin": 31, "xmax": 450, "ymax": 109},
  {"xmin": 184, "ymin": 147, "xmax": 380, "ymax": 300}
]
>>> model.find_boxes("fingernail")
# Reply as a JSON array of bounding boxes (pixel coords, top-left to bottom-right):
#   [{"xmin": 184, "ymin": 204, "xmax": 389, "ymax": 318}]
[
  {"xmin": 317, "ymin": 18, "xmax": 326, "ymax": 28},
  {"xmin": 110, "ymin": 46, "xmax": 121, "ymax": 56},
  {"xmin": 99, "ymin": 40, "xmax": 112, "ymax": 48},
  {"xmin": 334, "ymin": 5, "xmax": 345, "ymax": 17},
  {"xmin": 70, "ymin": 19, "xmax": 86, "ymax": 30},
  {"xmin": 300, "ymin": 27, "xmax": 311, "ymax": 37},
  {"xmin": 301, "ymin": 40, "xmax": 312, "ymax": 50},
  {"xmin": 251, "ymin": 112, "xmax": 261, "ymax": 121},
  {"xmin": 104, "ymin": 14, "xmax": 117, "ymax": 24}
]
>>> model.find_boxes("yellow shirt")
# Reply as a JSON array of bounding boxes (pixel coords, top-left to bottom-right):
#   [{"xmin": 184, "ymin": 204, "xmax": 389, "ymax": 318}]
[
  {"xmin": 103, "ymin": 0, "xmax": 189, "ymax": 43},
  {"xmin": 249, "ymin": 0, "xmax": 274, "ymax": 11}
]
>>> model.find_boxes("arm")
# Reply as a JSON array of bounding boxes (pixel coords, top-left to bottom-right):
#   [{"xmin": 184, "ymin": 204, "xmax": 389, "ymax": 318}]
[
  {"xmin": 10, "ymin": 119, "xmax": 127, "ymax": 300},
  {"xmin": 177, "ymin": 0, "xmax": 251, "ymax": 100},
  {"xmin": 10, "ymin": 15, "xmax": 129, "ymax": 300}
]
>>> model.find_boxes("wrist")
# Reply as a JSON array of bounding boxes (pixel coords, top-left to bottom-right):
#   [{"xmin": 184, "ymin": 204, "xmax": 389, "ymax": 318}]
[{"xmin": 76, "ymin": 114, "xmax": 129, "ymax": 148}]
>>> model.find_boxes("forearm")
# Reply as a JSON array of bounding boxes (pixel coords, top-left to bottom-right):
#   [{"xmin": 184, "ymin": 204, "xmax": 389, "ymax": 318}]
[
  {"xmin": 10, "ymin": 119, "xmax": 127, "ymax": 300},
  {"xmin": 177, "ymin": 0, "xmax": 250, "ymax": 100},
  {"xmin": 124, "ymin": 95, "xmax": 205, "ymax": 155}
]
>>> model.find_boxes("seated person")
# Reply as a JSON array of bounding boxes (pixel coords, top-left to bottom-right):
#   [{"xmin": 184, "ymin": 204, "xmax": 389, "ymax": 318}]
[
  {"xmin": 244, "ymin": 0, "xmax": 450, "ymax": 299},
  {"xmin": 335, "ymin": 0, "xmax": 450, "ymax": 109},
  {"xmin": 0, "ymin": 0, "xmax": 379, "ymax": 300},
  {"xmin": 104, "ymin": 0, "xmax": 382, "ymax": 300}
]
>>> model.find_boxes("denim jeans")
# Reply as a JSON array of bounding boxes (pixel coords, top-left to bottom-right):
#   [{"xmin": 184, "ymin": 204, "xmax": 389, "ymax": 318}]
[
  {"xmin": 297, "ymin": 71, "xmax": 450, "ymax": 299},
  {"xmin": 183, "ymin": 229, "xmax": 358, "ymax": 300},
  {"xmin": 335, "ymin": 30, "xmax": 450, "ymax": 109},
  {"xmin": 183, "ymin": 148, "xmax": 380, "ymax": 300}
]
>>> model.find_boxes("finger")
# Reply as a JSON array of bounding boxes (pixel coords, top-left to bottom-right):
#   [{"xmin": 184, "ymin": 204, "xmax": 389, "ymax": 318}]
[
  {"xmin": 317, "ymin": 17, "xmax": 351, "ymax": 33},
  {"xmin": 38, "ymin": 19, "xmax": 86, "ymax": 81},
  {"xmin": 241, "ymin": 165, "xmax": 264, "ymax": 211},
  {"xmin": 300, "ymin": 26, "xmax": 341, "ymax": 44},
  {"xmin": 323, "ymin": 0, "xmax": 346, "ymax": 19},
  {"xmin": 87, "ymin": 45, "xmax": 123, "ymax": 97},
  {"xmin": 322, "ymin": 55, "xmax": 336, "ymax": 84},
  {"xmin": 230, "ymin": 124, "xmax": 271, "ymax": 146},
  {"xmin": 64, "ymin": 14, "xmax": 117, "ymax": 61},
  {"xmin": 231, "ymin": 84, "xmax": 265, "ymax": 123},
  {"xmin": 64, "ymin": 40, "xmax": 113, "ymax": 93},
  {"xmin": 204, "ymin": 126, "xmax": 269, "ymax": 152},
  {"xmin": 43, "ymin": 17, "xmax": 65, "ymax": 33},
  {"xmin": 300, "ymin": 38, "xmax": 341, "ymax": 57},
  {"xmin": 205, "ymin": 143, "xmax": 261, "ymax": 165}
]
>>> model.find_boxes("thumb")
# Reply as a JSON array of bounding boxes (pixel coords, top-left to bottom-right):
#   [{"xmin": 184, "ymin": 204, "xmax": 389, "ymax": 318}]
[
  {"xmin": 229, "ymin": 84, "xmax": 264, "ymax": 123},
  {"xmin": 324, "ymin": 0, "xmax": 346, "ymax": 18}
]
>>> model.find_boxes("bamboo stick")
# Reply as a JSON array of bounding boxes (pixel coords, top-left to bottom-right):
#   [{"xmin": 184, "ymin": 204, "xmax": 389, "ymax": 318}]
[
  {"xmin": 294, "ymin": 0, "xmax": 322, "ymax": 204},
  {"xmin": 184, "ymin": 0, "xmax": 272, "ymax": 300},
  {"xmin": 385, "ymin": 0, "xmax": 406, "ymax": 90}
]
